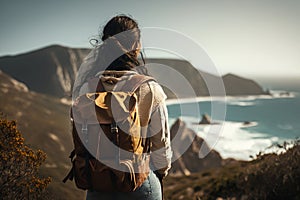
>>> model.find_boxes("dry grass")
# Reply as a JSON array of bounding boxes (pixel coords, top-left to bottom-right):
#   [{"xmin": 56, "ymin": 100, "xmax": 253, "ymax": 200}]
[{"xmin": 164, "ymin": 140, "xmax": 300, "ymax": 200}]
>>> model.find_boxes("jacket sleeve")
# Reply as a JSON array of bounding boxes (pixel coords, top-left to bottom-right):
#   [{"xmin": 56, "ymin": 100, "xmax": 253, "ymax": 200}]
[{"xmin": 147, "ymin": 83, "xmax": 172, "ymax": 178}]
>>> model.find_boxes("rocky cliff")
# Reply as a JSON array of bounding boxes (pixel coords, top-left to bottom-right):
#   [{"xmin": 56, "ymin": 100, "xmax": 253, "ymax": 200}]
[
  {"xmin": 0, "ymin": 45, "xmax": 268, "ymax": 98},
  {"xmin": 169, "ymin": 118, "xmax": 223, "ymax": 176},
  {"xmin": 223, "ymin": 73, "xmax": 268, "ymax": 96}
]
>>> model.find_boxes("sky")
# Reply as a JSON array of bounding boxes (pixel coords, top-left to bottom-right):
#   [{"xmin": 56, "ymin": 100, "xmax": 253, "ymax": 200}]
[{"xmin": 0, "ymin": 0, "xmax": 299, "ymax": 79}]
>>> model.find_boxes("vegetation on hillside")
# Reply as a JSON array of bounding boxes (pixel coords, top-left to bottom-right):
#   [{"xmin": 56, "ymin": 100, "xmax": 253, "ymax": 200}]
[
  {"xmin": 164, "ymin": 139, "xmax": 300, "ymax": 200},
  {"xmin": 0, "ymin": 117, "xmax": 51, "ymax": 199}
]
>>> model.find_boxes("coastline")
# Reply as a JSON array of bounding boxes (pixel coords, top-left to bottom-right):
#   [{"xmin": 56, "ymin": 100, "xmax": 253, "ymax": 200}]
[
  {"xmin": 166, "ymin": 90, "xmax": 299, "ymax": 161},
  {"xmin": 165, "ymin": 90, "xmax": 297, "ymax": 106}
]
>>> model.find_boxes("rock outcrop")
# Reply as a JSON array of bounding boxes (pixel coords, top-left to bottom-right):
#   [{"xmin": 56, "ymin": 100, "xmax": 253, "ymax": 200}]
[
  {"xmin": 169, "ymin": 118, "xmax": 222, "ymax": 176},
  {"xmin": 199, "ymin": 114, "xmax": 211, "ymax": 124}
]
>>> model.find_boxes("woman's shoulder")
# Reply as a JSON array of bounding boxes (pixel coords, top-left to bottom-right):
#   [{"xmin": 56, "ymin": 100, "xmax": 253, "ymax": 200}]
[
  {"xmin": 149, "ymin": 81, "xmax": 166, "ymax": 99},
  {"xmin": 139, "ymin": 79, "xmax": 167, "ymax": 106}
]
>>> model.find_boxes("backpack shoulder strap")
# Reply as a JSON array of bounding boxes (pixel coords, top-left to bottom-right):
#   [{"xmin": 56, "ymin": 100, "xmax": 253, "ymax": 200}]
[
  {"xmin": 121, "ymin": 74, "xmax": 156, "ymax": 93},
  {"xmin": 87, "ymin": 73, "xmax": 156, "ymax": 94}
]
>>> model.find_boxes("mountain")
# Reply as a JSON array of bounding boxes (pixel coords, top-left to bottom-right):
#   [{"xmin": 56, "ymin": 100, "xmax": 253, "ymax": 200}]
[
  {"xmin": 0, "ymin": 45, "xmax": 89, "ymax": 97},
  {"xmin": 0, "ymin": 45, "xmax": 268, "ymax": 98},
  {"xmin": 223, "ymin": 73, "xmax": 268, "ymax": 96},
  {"xmin": 145, "ymin": 58, "xmax": 210, "ymax": 97}
]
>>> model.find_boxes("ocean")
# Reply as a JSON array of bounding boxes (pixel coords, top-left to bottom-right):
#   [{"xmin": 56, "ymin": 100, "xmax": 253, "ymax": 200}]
[{"xmin": 166, "ymin": 86, "xmax": 300, "ymax": 161}]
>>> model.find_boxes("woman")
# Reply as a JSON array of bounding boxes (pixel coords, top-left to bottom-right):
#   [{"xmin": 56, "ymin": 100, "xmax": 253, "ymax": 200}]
[{"xmin": 74, "ymin": 15, "xmax": 172, "ymax": 200}]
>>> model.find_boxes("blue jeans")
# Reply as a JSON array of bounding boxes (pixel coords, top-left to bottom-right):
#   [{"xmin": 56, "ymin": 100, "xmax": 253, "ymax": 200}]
[{"xmin": 86, "ymin": 171, "xmax": 162, "ymax": 200}]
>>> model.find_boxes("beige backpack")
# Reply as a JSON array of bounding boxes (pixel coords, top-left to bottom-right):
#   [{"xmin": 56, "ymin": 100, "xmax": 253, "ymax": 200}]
[{"xmin": 63, "ymin": 71, "xmax": 155, "ymax": 192}]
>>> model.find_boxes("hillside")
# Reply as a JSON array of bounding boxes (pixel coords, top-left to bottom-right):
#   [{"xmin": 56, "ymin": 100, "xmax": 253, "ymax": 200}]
[
  {"xmin": 0, "ymin": 45, "xmax": 268, "ymax": 98},
  {"xmin": 0, "ymin": 45, "xmax": 89, "ymax": 97},
  {"xmin": 164, "ymin": 140, "xmax": 300, "ymax": 200},
  {"xmin": 145, "ymin": 58, "xmax": 210, "ymax": 97},
  {"xmin": 0, "ymin": 71, "xmax": 85, "ymax": 199},
  {"xmin": 223, "ymin": 73, "xmax": 268, "ymax": 96}
]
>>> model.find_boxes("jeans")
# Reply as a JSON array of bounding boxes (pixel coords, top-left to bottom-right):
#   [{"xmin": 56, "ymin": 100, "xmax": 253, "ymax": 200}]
[{"xmin": 86, "ymin": 171, "xmax": 162, "ymax": 200}]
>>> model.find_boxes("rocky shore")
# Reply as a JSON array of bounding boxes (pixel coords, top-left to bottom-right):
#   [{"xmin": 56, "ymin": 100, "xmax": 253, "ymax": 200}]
[{"xmin": 164, "ymin": 118, "xmax": 300, "ymax": 200}]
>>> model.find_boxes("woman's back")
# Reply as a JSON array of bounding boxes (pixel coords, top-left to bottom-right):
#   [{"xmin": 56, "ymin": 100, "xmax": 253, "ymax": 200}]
[{"xmin": 66, "ymin": 15, "xmax": 172, "ymax": 200}]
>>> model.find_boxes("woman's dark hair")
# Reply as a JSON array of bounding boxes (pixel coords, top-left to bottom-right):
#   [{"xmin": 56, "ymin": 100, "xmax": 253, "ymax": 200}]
[
  {"xmin": 95, "ymin": 15, "xmax": 141, "ymax": 71},
  {"xmin": 73, "ymin": 15, "xmax": 145, "ymax": 98},
  {"xmin": 101, "ymin": 15, "xmax": 140, "ymax": 42}
]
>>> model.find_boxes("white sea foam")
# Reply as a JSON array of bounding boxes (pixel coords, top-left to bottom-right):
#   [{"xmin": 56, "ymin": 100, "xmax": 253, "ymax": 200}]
[
  {"xmin": 166, "ymin": 91, "xmax": 297, "ymax": 160},
  {"xmin": 166, "ymin": 90, "xmax": 296, "ymax": 106},
  {"xmin": 262, "ymin": 142, "xmax": 295, "ymax": 156},
  {"xmin": 269, "ymin": 90, "xmax": 296, "ymax": 98},
  {"xmin": 179, "ymin": 119, "xmax": 279, "ymax": 161},
  {"xmin": 200, "ymin": 122, "xmax": 279, "ymax": 160},
  {"xmin": 166, "ymin": 96, "xmax": 214, "ymax": 106},
  {"xmin": 227, "ymin": 101, "xmax": 255, "ymax": 106}
]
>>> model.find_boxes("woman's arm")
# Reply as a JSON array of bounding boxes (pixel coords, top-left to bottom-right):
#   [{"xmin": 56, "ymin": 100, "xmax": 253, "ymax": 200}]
[{"xmin": 148, "ymin": 92, "xmax": 172, "ymax": 178}]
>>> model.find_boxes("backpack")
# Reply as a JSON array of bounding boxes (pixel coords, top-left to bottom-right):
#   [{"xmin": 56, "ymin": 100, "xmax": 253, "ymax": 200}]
[{"xmin": 63, "ymin": 71, "xmax": 155, "ymax": 192}]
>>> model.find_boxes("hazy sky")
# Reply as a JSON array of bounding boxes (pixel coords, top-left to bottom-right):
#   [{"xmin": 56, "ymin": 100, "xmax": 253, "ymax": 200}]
[{"xmin": 0, "ymin": 0, "xmax": 299, "ymax": 79}]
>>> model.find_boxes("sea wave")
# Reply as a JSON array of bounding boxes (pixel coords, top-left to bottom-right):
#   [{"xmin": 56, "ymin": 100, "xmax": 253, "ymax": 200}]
[
  {"xmin": 165, "ymin": 90, "xmax": 296, "ymax": 106},
  {"xmin": 227, "ymin": 101, "xmax": 256, "ymax": 107},
  {"xmin": 166, "ymin": 91, "xmax": 298, "ymax": 161},
  {"xmin": 198, "ymin": 121, "xmax": 278, "ymax": 161},
  {"xmin": 183, "ymin": 119, "xmax": 278, "ymax": 161},
  {"xmin": 277, "ymin": 123, "xmax": 294, "ymax": 130}
]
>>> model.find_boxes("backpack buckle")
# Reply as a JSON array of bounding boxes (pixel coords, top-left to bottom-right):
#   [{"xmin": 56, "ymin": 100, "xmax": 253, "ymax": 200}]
[
  {"xmin": 110, "ymin": 120, "xmax": 118, "ymax": 134},
  {"xmin": 82, "ymin": 122, "xmax": 88, "ymax": 143},
  {"xmin": 111, "ymin": 126, "xmax": 118, "ymax": 134},
  {"xmin": 82, "ymin": 123, "xmax": 88, "ymax": 134}
]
